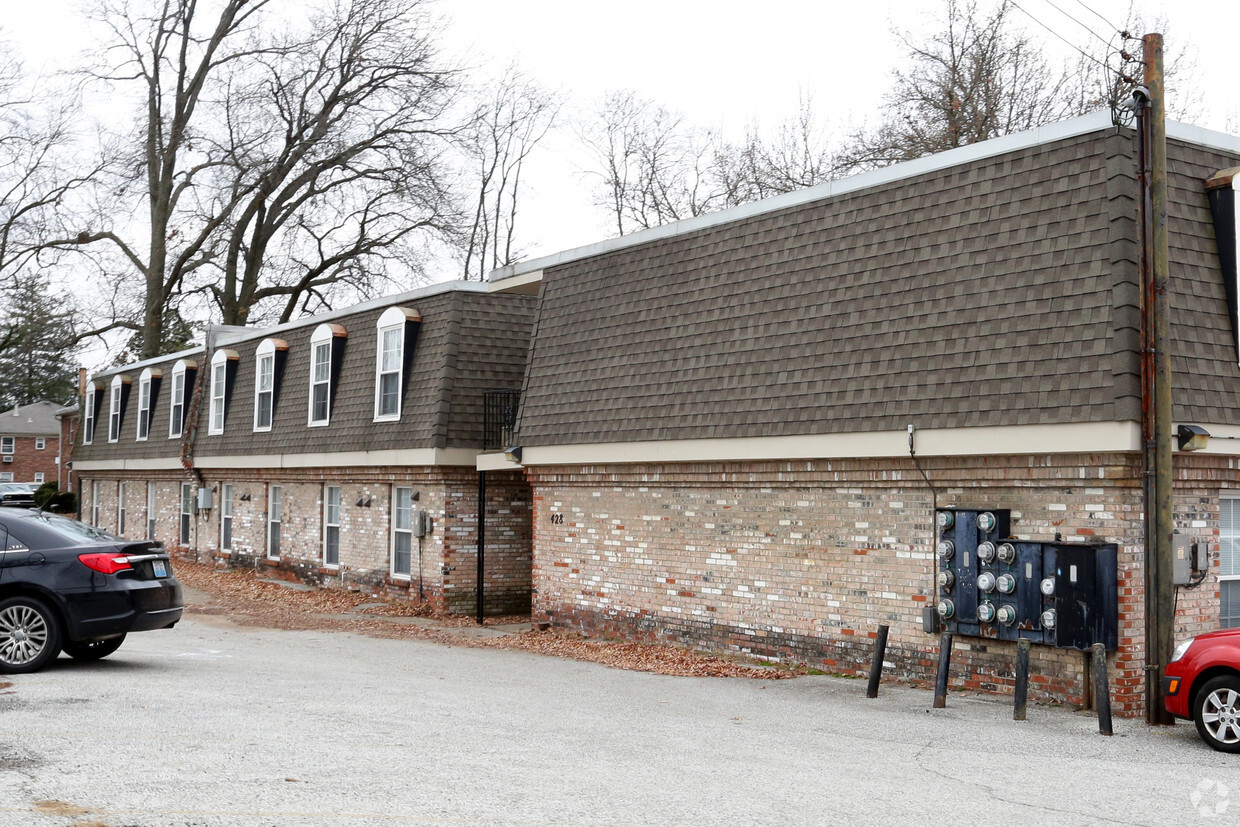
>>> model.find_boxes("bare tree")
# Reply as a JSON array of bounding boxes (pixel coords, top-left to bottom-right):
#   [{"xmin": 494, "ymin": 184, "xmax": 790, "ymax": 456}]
[
  {"xmin": 214, "ymin": 0, "xmax": 461, "ymax": 325},
  {"xmin": 838, "ymin": 0, "xmax": 1079, "ymax": 172},
  {"xmin": 723, "ymin": 95, "xmax": 841, "ymax": 203},
  {"xmin": 456, "ymin": 65, "xmax": 558, "ymax": 280},
  {"xmin": 579, "ymin": 91, "xmax": 740, "ymax": 236}
]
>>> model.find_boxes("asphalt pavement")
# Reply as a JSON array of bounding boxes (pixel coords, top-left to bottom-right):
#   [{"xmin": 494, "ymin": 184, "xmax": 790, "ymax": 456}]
[{"xmin": 0, "ymin": 609, "xmax": 1236, "ymax": 826}]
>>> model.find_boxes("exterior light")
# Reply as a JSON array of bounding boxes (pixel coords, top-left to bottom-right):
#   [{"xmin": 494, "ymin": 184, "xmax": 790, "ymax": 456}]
[
  {"xmin": 937, "ymin": 540, "xmax": 955, "ymax": 560},
  {"xmin": 996, "ymin": 573, "xmax": 1016, "ymax": 594},
  {"xmin": 1176, "ymin": 424, "xmax": 1210, "ymax": 452},
  {"xmin": 1040, "ymin": 577, "xmax": 1056, "ymax": 596},
  {"xmin": 977, "ymin": 512, "xmax": 996, "ymax": 533},
  {"xmin": 977, "ymin": 602, "xmax": 997, "ymax": 623},
  {"xmin": 977, "ymin": 572, "xmax": 997, "ymax": 592},
  {"xmin": 997, "ymin": 542, "xmax": 1016, "ymax": 564},
  {"xmin": 977, "ymin": 541, "xmax": 996, "ymax": 563},
  {"xmin": 1041, "ymin": 609, "xmax": 1057, "ymax": 629},
  {"xmin": 937, "ymin": 511, "xmax": 955, "ymax": 530},
  {"xmin": 997, "ymin": 604, "xmax": 1017, "ymax": 626},
  {"xmin": 503, "ymin": 445, "xmax": 523, "ymax": 462},
  {"xmin": 937, "ymin": 570, "xmax": 956, "ymax": 590},
  {"xmin": 937, "ymin": 599, "xmax": 955, "ymax": 619}
]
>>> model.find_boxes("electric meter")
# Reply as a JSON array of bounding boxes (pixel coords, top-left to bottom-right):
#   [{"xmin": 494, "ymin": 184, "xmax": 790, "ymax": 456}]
[
  {"xmin": 977, "ymin": 541, "xmax": 996, "ymax": 563},
  {"xmin": 937, "ymin": 540, "xmax": 955, "ymax": 560}
]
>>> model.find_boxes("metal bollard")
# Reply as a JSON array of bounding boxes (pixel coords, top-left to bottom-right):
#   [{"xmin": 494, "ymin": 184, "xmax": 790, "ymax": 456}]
[
  {"xmin": 866, "ymin": 624, "xmax": 890, "ymax": 699},
  {"xmin": 933, "ymin": 632, "xmax": 953, "ymax": 709},
  {"xmin": 1014, "ymin": 638, "xmax": 1030, "ymax": 721},
  {"xmin": 1092, "ymin": 642, "xmax": 1113, "ymax": 736}
]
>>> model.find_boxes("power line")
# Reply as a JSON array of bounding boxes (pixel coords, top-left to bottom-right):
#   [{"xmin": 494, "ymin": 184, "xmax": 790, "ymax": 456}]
[
  {"xmin": 1038, "ymin": 0, "xmax": 1115, "ymax": 49},
  {"xmin": 1071, "ymin": 0, "xmax": 1120, "ymax": 34},
  {"xmin": 1008, "ymin": 0, "xmax": 1116, "ymax": 74}
]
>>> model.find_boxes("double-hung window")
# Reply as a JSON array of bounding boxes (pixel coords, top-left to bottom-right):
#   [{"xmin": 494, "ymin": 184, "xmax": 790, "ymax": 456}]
[
  {"xmin": 309, "ymin": 324, "xmax": 345, "ymax": 426},
  {"xmin": 220, "ymin": 483, "xmax": 233, "ymax": 551},
  {"xmin": 108, "ymin": 375, "xmax": 129, "ymax": 442},
  {"xmin": 374, "ymin": 307, "xmax": 418, "ymax": 422},
  {"xmin": 117, "ymin": 481, "xmax": 127, "ymax": 535},
  {"xmin": 1221, "ymin": 497, "xmax": 1240, "ymax": 628},
  {"xmin": 267, "ymin": 485, "xmax": 282, "ymax": 560},
  {"xmin": 180, "ymin": 483, "xmax": 193, "ymax": 545},
  {"xmin": 136, "ymin": 367, "xmax": 160, "ymax": 441},
  {"xmin": 34, "ymin": 437, "xmax": 45, "ymax": 450},
  {"xmin": 169, "ymin": 360, "xmax": 194, "ymax": 439},
  {"xmin": 83, "ymin": 380, "xmax": 99, "ymax": 444},
  {"xmin": 208, "ymin": 350, "xmax": 237, "ymax": 436},
  {"xmin": 323, "ymin": 484, "xmax": 341, "ymax": 566},
  {"xmin": 0, "ymin": 436, "xmax": 12, "ymax": 455},
  {"xmin": 146, "ymin": 481, "xmax": 157, "ymax": 540},
  {"xmin": 392, "ymin": 486, "xmax": 413, "ymax": 577}
]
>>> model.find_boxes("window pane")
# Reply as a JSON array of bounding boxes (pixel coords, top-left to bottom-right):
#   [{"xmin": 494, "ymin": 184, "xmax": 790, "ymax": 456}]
[
  {"xmin": 257, "ymin": 390, "xmax": 273, "ymax": 429},
  {"xmin": 1222, "ymin": 499, "xmax": 1240, "ymax": 577},
  {"xmin": 395, "ymin": 488, "xmax": 413, "ymax": 529},
  {"xmin": 381, "ymin": 327, "xmax": 402, "ymax": 371},
  {"xmin": 394, "ymin": 532, "xmax": 411, "ymax": 575},
  {"xmin": 379, "ymin": 372, "xmax": 399, "ymax": 416},
  {"xmin": 258, "ymin": 355, "xmax": 273, "ymax": 391},
  {"xmin": 1223, "ymin": 581, "xmax": 1240, "ymax": 629},
  {"xmin": 313, "ymin": 343, "xmax": 331, "ymax": 381},
  {"xmin": 313, "ymin": 384, "xmax": 329, "ymax": 422},
  {"xmin": 325, "ymin": 526, "xmax": 339, "ymax": 565}
]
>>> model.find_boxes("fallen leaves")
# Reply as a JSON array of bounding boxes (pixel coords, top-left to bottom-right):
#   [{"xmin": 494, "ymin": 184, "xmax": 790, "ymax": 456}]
[{"xmin": 173, "ymin": 559, "xmax": 801, "ymax": 680}]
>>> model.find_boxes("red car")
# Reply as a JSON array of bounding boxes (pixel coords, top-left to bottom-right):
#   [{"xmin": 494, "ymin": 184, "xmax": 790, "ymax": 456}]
[{"xmin": 1164, "ymin": 629, "xmax": 1240, "ymax": 752}]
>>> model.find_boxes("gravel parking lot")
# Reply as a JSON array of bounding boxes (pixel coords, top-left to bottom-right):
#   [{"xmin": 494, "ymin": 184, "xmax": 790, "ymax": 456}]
[{"xmin": 0, "ymin": 606, "xmax": 1236, "ymax": 826}]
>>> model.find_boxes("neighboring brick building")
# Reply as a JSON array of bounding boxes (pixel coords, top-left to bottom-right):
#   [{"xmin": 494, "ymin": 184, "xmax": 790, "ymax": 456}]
[
  {"xmin": 73, "ymin": 283, "xmax": 537, "ymax": 615},
  {"xmin": 0, "ymin": 400, "xmax": 63, "ymax": 486},
  {"xmin": 485, "ymin": 112, "xmax": 1240, "ymax": 716}
]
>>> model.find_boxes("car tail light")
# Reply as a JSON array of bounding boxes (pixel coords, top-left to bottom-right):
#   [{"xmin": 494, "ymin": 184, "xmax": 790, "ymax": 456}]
[{"xmin": 78, "ymin": 553, "xmax": 134, "ymax": 575}]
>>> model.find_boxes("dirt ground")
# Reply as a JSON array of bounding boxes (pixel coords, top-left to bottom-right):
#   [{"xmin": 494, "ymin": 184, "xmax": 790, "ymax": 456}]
[{"xmin": 174, "ymin": 558, "xmax": 803, "ymax": 680}]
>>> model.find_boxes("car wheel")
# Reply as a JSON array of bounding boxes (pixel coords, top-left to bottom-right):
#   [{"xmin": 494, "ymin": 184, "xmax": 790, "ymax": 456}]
[
  {"xmin": 61, "ymin": 634, "xmax": 126, "ymax": 662},
  {"xmin": 1193, "ymin": 675, "xmax": 1240, "ymax": 753},
  {"xmin": 0, "ymin": 596, "xmax": 63, "ymax": 674}
]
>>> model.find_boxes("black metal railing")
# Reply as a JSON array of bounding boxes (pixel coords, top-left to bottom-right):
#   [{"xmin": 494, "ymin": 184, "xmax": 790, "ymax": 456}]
[{"xmin": 482, "ymin": 390, "xmax": 520, "ymax": 451}]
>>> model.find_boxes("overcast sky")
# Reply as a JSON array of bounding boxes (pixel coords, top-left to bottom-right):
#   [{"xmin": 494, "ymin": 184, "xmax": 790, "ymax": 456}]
[{"xmin": 4, "ymin": 0, "xmax": 1237, "ymax": 262}]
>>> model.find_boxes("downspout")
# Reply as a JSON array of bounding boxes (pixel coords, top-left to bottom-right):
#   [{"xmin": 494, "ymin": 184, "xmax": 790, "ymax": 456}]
[{"xmin": 477, "ymin": 469, "xmax": 487, "ymax": 624}]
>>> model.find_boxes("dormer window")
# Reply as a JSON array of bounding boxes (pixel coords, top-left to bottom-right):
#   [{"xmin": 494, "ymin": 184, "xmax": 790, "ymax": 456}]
[
  {"xmin": 308, "ymin": 323, "xmax": 346, "ymax": 427},
  {"xmin": 253, "ymin": 338, "xmax": 289, "ymax": 433},
  {"xmin": 108, "ymin": 374, "xmax": 131, "ymax": 442},
  {"xmin": 168, "ymin": 359, "xmax": 197, "ymax": 439},
  {"xmin": 83, "ymin": 379, "xmax": 103, "ymax": 445},
  {"xmin": 374, "ymin": 306, "xmax": 421, "ymax": 422},
  {"xmin": 136, "ymin": 367, "xmax": 161, "ymax": 441},
  {"xmin": 208, "ymin": 349, "xmax": 239, "ymax": 435}
]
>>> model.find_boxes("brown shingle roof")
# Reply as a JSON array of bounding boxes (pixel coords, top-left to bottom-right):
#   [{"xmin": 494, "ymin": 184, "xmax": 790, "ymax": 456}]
[{"xmin": 515, "ymin": 128, "xmax": 1240, "ymax": 448}]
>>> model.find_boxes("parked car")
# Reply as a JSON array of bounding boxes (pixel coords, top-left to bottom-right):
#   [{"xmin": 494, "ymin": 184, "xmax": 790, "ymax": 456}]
[
  {"xmin": 0, "ymin": 507, "xmax": 183, "ymax": 673},
  {"xmin": 0, "ymin": 483, "xmax": 37, "ymax": 508},
  {"xmin": 1164, "ymin": 629, "xmax": 1240, "ymax": 752}
]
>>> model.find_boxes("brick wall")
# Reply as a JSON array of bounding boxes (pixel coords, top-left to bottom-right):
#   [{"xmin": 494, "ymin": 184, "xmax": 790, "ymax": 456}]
[
  {"xmin": 0, "ymin": 435, "xmax": 59, "ymax": 484},
  {"xmin": 526, "ymin": 452, "xmax": 1233, "ymax": 716},
  {"xmin": 78, "ymin": 465, "xmax": 533, "ymax": 616}
]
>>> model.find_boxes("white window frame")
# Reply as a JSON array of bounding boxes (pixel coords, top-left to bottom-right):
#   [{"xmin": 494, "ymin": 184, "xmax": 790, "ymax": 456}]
[
  {"xmin": 208, "ymin": 350, "xmax": 233, "ymax": 436},
  {"xmin": 147, "ymin": 481, "xmax": 157, "ymax": 540},
  {"xmin": 309, "ymin": 324, "xmax": 343, "ymax": 427},
  {"xmin": 254, "ymin": 339, "xmax": 277, "ymax": 432},
  {"xmin": 391, "ymin": 485, "xmax": 414, "ymax": 578},
  {"xmin": 267, "ymin": 484, "xmax": 282, "ymax": 560},
  {"xmin": 220, "ymin": 482, "xmax": 233, "ymax": 551},
  {"xmin": 136, "ymin": 368, "xmax": 155, "ymax": 441},
  {"xmin": 117, "ymin": 481, "xmax": 127, "ymax": 536},
  {"xmin": 169, "ymin": 361, "xmax": 189, "ymax": 439},
  {"xmin": 180, "ymin": 482, "xmax": 193, "ymax": 545},
  {"xmin": 34, "ymin": 437, "xmax": 45, "ymax": 450},
  {"xmin": 374, "ymin": 307, "xmax": 413, "ymax": 422},
  {"xmin": 0, "ymin": 472, "xmax": 12, "ymax": 483},
  {"xmin": 1221, "ymin": 496, "xmax": 1240, "ymax": 628},
  {"xmin": 108, "ymin": 375, "xmax": 126, "ymax": 443},
  {"xmin": 84, "ymin": 379, "xmax": 99, "ymax": 445},
  {"xmin": 323, "ymin": 484, "xmax": 341, "ymax": 567},
  {"xmin": 0, "ymin": 436, "xmax": 12, "ymax": 455},
  {"xmin": 91, "ymin": 480, "xmax": 101, "ymax": 527},
  {"xmin": 33, "ymin": 472, "xmax": 44, "ymax": 483}
]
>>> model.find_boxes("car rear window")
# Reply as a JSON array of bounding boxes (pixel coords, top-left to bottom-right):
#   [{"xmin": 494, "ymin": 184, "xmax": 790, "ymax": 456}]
[{"xmin": 4, "ymin": 514, "xmax": 123, "ymax": 549}]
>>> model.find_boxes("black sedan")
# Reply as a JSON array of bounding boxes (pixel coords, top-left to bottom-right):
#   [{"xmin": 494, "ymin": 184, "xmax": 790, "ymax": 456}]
[{"xmin": 0, "ymin": 508, "xmax": 183, "ymax": 673}]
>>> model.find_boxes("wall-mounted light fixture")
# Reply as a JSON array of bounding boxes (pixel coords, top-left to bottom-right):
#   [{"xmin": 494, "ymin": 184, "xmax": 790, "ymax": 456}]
[
  {"xmin": 504, "ymin": 445, "xmax": 522, "ymax": 463},
  {"xmin": 240, "ymin": 492, "xmax": 251, "ymax": 502},
  {"xmin": 355, "ymin": 495, "xmax": 372, "ymax": 507},
  {"xmin": 1177, "ymin": 424, "xmax": 1210, "ymax": 452}
]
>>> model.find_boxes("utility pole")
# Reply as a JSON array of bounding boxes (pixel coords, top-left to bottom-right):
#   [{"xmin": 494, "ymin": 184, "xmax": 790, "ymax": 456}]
[{"xmin": 1141, "ymin": 32, "xmax": 1175, "ymax": 726}]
